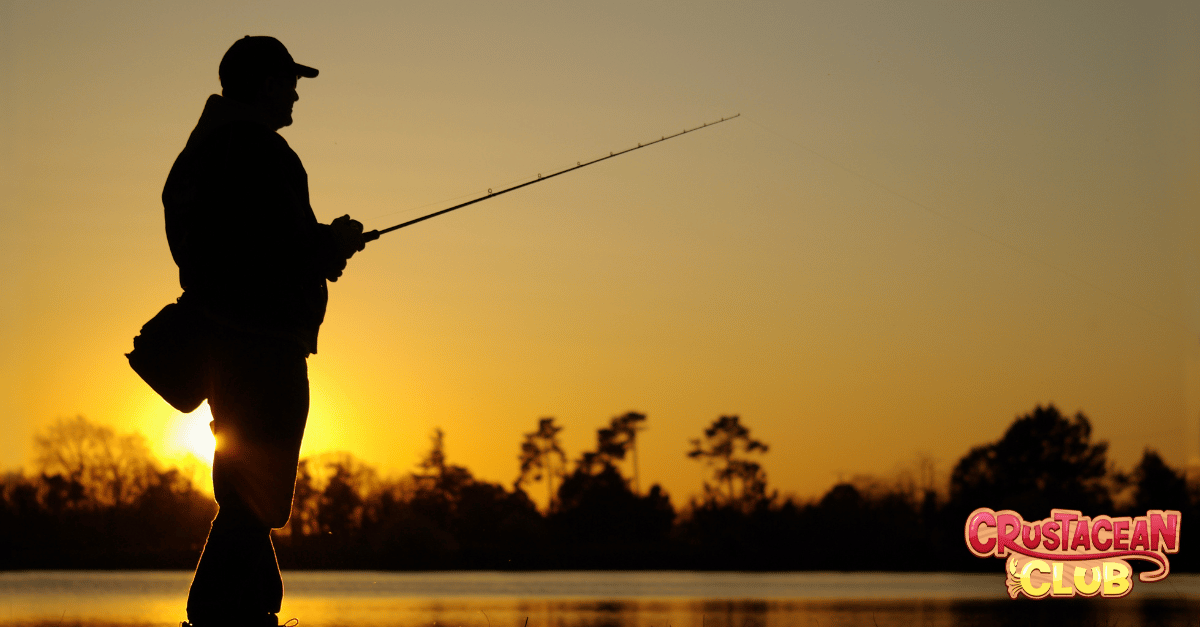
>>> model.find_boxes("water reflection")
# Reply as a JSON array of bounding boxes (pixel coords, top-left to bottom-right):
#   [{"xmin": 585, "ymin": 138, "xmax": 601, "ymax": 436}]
[{"xmin": 3, "ymin": 572, "xmax": 1200, "ymax": 627}]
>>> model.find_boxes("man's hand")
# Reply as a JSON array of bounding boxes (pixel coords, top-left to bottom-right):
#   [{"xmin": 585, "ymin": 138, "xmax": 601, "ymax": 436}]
[
  {"xmin": 324, "ymin": 256, "xmax": 348, "ymax": 282},
  {"xmin": 325, "ymin": 215, "xmax": 366, "ymax": 282},
  {"xmin": 330, "ymin": 214, "xmax": 366, "ymax": 259}
]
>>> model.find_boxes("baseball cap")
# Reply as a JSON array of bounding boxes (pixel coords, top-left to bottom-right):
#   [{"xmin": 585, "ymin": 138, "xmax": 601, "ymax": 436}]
[{"xmin": 219, "ymin": 36, "xmax": 319, "ymax": 87}]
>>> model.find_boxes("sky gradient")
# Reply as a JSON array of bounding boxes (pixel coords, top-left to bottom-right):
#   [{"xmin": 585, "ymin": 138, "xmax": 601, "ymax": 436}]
[{"xmin": 2, "ymin": 1, "xmax": 1198, "ymax": 504}]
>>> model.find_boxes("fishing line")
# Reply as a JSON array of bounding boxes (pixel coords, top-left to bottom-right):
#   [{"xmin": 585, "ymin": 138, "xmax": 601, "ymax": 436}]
[
  {"xmin": 361, "ymin": 170, "xmax": 542, "ymax": 225},
  {"xmin": 364, "ymin": 115, "xmax": 740, "ymax": 240},
  {"xmin": 742, "ymin": 115, "xmax": 1187, "ymax": 333}
]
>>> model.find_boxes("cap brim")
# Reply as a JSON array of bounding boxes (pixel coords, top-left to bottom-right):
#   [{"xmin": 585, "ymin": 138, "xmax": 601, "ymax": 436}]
[{"xmin": 295, "ymin": 63, "xmax": 319, "ymax": 78}]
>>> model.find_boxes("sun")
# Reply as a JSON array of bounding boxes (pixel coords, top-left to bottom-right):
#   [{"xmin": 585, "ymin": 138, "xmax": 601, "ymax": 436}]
[{"xmin": 167, "ymin": 402, "xmax": 216, "ymax": 466}]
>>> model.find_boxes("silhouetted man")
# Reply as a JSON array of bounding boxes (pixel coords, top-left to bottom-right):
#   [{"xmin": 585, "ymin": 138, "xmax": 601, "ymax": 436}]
[{"xmin": 162, "ymin": 36, "xmax": 365, "ymax": 627}]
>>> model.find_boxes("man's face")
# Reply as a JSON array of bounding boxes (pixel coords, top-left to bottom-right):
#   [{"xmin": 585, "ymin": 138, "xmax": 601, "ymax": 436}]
[{"xmin": 260, "ymin": 74, "xmax": 299, "ymax": 130}]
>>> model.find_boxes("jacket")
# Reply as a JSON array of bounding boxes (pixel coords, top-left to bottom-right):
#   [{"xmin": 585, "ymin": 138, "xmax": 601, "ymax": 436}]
[{"xmin": 162, "ymin": 94, "xmax": 342, "ymax": 354}]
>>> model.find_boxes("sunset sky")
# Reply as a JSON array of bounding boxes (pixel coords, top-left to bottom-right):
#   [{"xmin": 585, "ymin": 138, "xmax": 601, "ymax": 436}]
[{"xmin": 2, "ymin": 1, "xmax": 1198, "ymax": 504}]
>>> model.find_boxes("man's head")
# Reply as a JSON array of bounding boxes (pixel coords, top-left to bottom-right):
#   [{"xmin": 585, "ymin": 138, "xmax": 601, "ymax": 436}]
[{"xmin": 219, "ymin": 36, "xmax": 318, "ymax": 129}]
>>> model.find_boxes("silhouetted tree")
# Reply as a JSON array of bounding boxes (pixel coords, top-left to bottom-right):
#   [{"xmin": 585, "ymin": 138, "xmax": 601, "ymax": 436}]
[
  {"xmin": 1, "ymin": 418, "xmax": 215, "ymax": 569},
  {"xmin": 451, "ymin": 479, "xmax": 546, "ymax": 568},
  {"xmin": 125, "ymin": 466, "xmax": 215, "ymax": 563},
  {"xmin": 15, "ymin": 402, "xmax": 1198, "ymax": 572},
  {"xmin": 552, "ymin": 416, "xmax": 674, "ymax": 566},
  {"xmin": 949, "ymin": 404, "xmax": 1113, "ymax": 518},
  {"xmin": 276, "ymin": 451, "xmax": 377, "ymax": 565},
  {"xmin": 516, "ymin": 417, "xmax": 566, "ymax": 512},
  {"xmin": 40, "ymin": 473, "xmax": 86, "ymax": 514},
  {"xmin": 1129, "ymin": 448, "xmax": 1190, "ymax": 514},
  {"xmin": 417, "ymin": 428, "xmax": 447, "ymax": 477},
  {"xmin": 688, "ymin": 415, "xmax": 771, "ymax": 511},
  {"xmin": 415, "ymin": 429, "xmax": 472, "ymax": 497},
  {"xmin": 398, "ymin": 430, "xmax": 543, "ymax": 568},
  {"xmin": 411, "ymin": 429, "xmax": 474, "ymax": 526},
  {"xmin": 34, "ymin": 415, "xmax": 156, "ymax": 507},
  {"xmin": 596, "ymin": 412, "xmax": 646, "ymax": 494},
  {"xmin": 319, "ymin": 458, "xmax": 368, "ymax": 538}
]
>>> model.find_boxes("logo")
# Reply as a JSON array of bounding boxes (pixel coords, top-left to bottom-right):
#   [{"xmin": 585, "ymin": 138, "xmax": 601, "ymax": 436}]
[{"xmin": 965, "ymin": 508, "xmax": 1181, "ymax": 599}]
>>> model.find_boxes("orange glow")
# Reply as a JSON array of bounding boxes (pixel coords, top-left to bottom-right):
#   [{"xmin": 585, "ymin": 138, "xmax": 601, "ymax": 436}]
[{"xmin": 163, "ymin": 404, "xmax": 216, "ymax": 467}]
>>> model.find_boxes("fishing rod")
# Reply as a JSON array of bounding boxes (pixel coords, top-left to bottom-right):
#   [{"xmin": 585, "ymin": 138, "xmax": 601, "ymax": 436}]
[{"xmin": 363, "ymin": 114, "xmax": 740, "ymax": 241}]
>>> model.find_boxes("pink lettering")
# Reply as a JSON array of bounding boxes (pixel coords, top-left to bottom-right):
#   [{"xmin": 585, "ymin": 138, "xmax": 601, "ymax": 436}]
[
  {"xmin": 1070, "ymin": 517, "xmax": 1092, "ymax": 551},
  {"xmin": 1130, "ymin": 518, "xmax": 1149, "ymax": 551},
  {"xmin": 1091, "ymin": 518, "xmax": 1112, "ymax": 551},
  {"xmin": 1150, "ymin": 512, "xmax": 1180, "ymax": 552},
  {"xmin": 1113, "ymin": 519, "xmax": 1129, "ymax": 550},
  {"xmin": 967, "ymin": 509, "xmax": 996, "ymax": 556},
  {"xmin": 1042, "ymin": 520, "xmax": 1061, "ymax": 551},
  {"xmin": 997, "ymin": 512, "xmax": 1021, "ymax": 557},
  {"xmin": 1022, "ymin": 523, "xmax": 1042, "ymax": 550}
]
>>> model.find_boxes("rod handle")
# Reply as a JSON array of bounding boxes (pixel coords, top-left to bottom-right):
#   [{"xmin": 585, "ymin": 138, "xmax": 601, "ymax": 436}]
[{"xmin": 363, "ymin": 230, "xmax": 381, "ymax": 243}]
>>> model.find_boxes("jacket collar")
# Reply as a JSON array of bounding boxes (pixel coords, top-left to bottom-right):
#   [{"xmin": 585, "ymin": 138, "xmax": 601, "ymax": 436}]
[{"xmin": 183, "ymin": 94, "xmax": 275, "ymax": 152}]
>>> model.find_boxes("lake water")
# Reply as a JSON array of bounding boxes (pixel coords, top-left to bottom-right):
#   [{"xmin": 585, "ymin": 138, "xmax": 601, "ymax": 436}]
[{"xmin": 4, "ymin": 571, "xmax": 1200, "ymax": 627}]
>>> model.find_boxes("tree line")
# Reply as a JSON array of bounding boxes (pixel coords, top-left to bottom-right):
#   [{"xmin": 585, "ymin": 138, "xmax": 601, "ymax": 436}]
[{"xmin": 1, "ymin": 405, "xmax": 1196, "ymax": 570}]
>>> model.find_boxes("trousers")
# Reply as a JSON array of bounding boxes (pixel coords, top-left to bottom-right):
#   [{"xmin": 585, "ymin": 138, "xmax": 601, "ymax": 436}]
[{"xmin": 187, "ymin": 326, "xmax": 309, "ymax": 623}]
